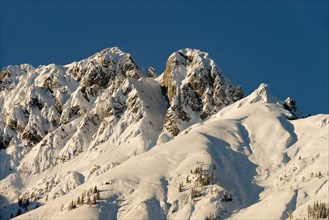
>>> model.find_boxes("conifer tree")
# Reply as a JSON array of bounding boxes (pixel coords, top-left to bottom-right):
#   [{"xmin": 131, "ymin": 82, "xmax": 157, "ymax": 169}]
[
  {"xmin": 68, "ymin": 201, "xmax": 73, "ymax": 211},
  {"xmin": 211, "ymin": 170, "xmax": 216, "ymax": 183},
  {"xmin": 178, "ymin": 182, "xmax": 183, "ymax": 192},
  {"xmin": 96, "ymin": 190, "xmax": 100, "ymax": 200},
  {"xmin": 25, "ymin": 199, "xmax": 30, "ymax": 210},
  {"xmin": 191, "ymin": 188, "xmax": 195, "ymax": 199},
  {"xmin": 87, "ymin": 196, "xmax": 91, "ymax": 206},
  {"xmin": 81, "ymin": 193, "xmax": 85, "ymax": 204},
  {"xmin": 16, "ymin": 208, "xmax": 22, "ymax": 217}
]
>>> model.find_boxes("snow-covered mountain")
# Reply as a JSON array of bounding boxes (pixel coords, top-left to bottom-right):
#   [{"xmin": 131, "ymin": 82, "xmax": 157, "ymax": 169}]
[
  {"xmin": 0, "ymin": 48, "xmax": 327, "ymax": 220},
  {"xmin": 158, "ymin": 49, "xmax": 243, "ymax": 141}
]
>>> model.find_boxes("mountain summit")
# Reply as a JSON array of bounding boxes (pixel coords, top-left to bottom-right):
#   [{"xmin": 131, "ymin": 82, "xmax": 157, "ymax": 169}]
[
  {"xmin": 0, "ymin": 47, "xmax": 243, "ymax": 152},
  {"xmin": 159, "ymin": 49, "xmax": 243, "ymax": 138},
  {"xmin": 0, "ymin": 48, "xmax": 327, "ymax": 220}
]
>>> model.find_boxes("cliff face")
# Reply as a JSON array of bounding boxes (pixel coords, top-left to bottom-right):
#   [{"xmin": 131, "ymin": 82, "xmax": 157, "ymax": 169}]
[
  {"xmin": 283, "ymin": 97, "xmax": 304, "ymax": 119},
  {"xmin": 0, "ymin": 47, "xmax": 245, "ymax": 177},
  {"xmin": 0, "ymin": 48, "xmax": 141, "ymax": 150},
  {"xmin": 160, "ymin": 49, "xmax": 243, "ymax": 136},
  {"xmin": 0, "ymin": 48, "xmax": 168, "ymax": 177},
  {"xmin": 0, "ymin": 47, "xmax": 244, "ymax": 151}
]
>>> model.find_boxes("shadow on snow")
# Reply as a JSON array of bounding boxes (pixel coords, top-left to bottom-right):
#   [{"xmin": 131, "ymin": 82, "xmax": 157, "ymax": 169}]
[{"xmin": 203, "ymin": 133, "xmax": 264, "ymax": 214}]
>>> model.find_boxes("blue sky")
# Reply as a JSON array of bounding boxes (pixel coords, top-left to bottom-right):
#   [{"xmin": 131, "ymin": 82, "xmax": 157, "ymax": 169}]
[{"xmin": 1, "ymin": 1, "xmax": 328, "ymax": 114}]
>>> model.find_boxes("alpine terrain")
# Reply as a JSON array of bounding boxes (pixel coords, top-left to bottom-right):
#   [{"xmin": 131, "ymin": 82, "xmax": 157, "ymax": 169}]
[{"xmin": 0, "ymin": 47, "xmax": 328, "ymax": 220}]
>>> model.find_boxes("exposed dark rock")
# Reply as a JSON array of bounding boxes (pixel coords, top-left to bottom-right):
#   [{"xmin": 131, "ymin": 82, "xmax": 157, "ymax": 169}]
[
  {"xmin": 8, "ymin": 119, "xmax": 17, "ymax": 130},
  {"xmin": 0, "ymin": 68, "xmax": 12, "ymax": 91},
  {"xmin": 182, "ymin": 83, "xmax": 202, "ymax": 112},
  {"xmin": 160, "ymin": 49, "xmax": 244, "ymax": 136},
  {"xmin": 127, "ymin": 95, "xmax": 141, "ymax": 114},
  {"xmin": 80, "ymin": 87, "xmax": 90, "ymax": 102},
  {"xmin": 22, "ymin": 128, "xmax": 42, "ymax": 145},
  {"xmin": 148, "ymin": 66, "xmax": 155, "ymax": 77},
  {"xmin": 283, "ymin": 97, "xmax": 304, "ymax": 119},
  {"xmin": 163, "ymin": 111, "xmax": 180, "ymax": 136},
  {"xmin": 0, "ymin": 68, "xmax": 9, "ymax": 81},
  {"xmin": 29, "ymin": 97, "xmax": 43, "ymax": 110},
  {"xmin": 0, "ymin": 48, "xmax": 244, "ymax": 155},
  {"xmin": 160, "ymin": 86, "xmax": 170, "ymax": 108},
  {"xmin": 54, "ymin": 99, "xmax": 63, "ymax": 114},
  {"xmin": 0, "ymin": 133, "xmax": 11, "ymax": 149},
  {"xmin": 71, "ymin": 106, "xmax": 80, "ymax": 116}
]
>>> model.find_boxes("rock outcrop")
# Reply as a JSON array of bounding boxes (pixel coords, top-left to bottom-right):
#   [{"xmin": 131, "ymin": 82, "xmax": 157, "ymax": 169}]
[
  {"xmin": 159, "ymin": 49, "xmax": 244, "ymax": 136},
  {"xmin": 0, "ymin": 48, "xmax": 166, "ymax": 176},
  {"xmin": 283, "ymin": 97, "xmax": 304, "ymax": 119},
  {"xmin": 0, "ymin": 47, "xmax": 244, "ymax": 175}
]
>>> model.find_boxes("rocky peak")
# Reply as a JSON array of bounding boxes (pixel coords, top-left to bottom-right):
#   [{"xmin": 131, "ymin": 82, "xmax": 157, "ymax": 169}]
[
  {"xmin": 0, "ymin": 47, "xmax": 247, "ymax": 210},
  {"xmin": 147, "ymin": 66, "xmax": 156, "ymax": 77},
  {"xmin": 248, "ymin": 83, "xmax": 280, "ymax": 104},
  {"xmin": 159, "ymin": 48, "xmax": 244, "ymax": 137},
  {"xmin": 0, "ymin": 47, "xmax": 244, "ymax": 154},
  {"xmin": 67, "ymin": 47, "xmax": 140, "ymax": 90},
  {"xmin": 0, "ymin": 47, "xmax": 143, "ymax": 150},
  {"xmin": 161, "ymin": 49, "xmax": 210, "ymax": 104},
  {"xmin": 248, "ymin": 85, "xmax": 304, "ymax": 119},
  {"xmin": 283, "ymin": 97, "xmax": 304, "ymax": 119}
]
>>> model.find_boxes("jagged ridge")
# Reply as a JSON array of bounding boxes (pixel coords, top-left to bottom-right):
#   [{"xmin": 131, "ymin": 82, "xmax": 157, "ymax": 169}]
[
  {"xmin": 0, "ymin": 48, "xmax": 325, "ymax": 220},
  {"xmin": 0, "ymin": 47, "xmax": 244, "ymax": 152}
]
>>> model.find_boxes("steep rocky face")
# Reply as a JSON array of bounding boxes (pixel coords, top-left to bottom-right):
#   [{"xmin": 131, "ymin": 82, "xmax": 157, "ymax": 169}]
[
  {"xmin": 0, "ymin": 48, "xmax": 140, "ymax": 146},
  {"xmin": 0, "ymin": 48, "xmax": 245, "ymax": 151},
  {"xmin": 0, "ymin": 48, "xmax": 168, "ymax": 178},
  {"xmin": 0, "ymin": 47, "xmax": 244, "ymax": 187},
  {"xmin": 0, "ymin": 64, "xmax": 67, "ymax": 149},
  {"xmin": 67, "ymin": 47, "xmax": 140, "ymax": 89},
  {"xmin": 159, "ymin": 49, "xmax": 244, "ymax": 136},
  {"xmin": 283, "ymin": 97, "xmax": 304, "ymax": 119}
]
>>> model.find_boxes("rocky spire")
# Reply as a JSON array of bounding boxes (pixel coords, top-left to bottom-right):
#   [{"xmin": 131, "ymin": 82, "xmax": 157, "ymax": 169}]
[{"xmin": 159, "ymin": 48, "xmax": 243, "ymax": 136}]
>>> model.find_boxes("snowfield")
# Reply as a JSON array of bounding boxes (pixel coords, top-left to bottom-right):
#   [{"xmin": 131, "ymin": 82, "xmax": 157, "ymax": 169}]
[{"xmin": 0, "ymin": 48, "xmax": 328, "ymax": 220}]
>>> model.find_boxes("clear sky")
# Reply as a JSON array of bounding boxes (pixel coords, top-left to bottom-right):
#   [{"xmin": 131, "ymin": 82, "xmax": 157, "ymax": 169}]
[{"xmin": 1, "ymin": 1, "xmax": 328, "ymax": 114}]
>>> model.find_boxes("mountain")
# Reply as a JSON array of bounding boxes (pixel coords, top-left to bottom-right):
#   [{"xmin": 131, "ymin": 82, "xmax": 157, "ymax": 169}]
[
  {"xmin": 0, "ymin": 48, "xmax": 327, "ymax": 220},
  {"xmin": 158, "ymin": 49, "xmax": 243, "ymax": 141}
]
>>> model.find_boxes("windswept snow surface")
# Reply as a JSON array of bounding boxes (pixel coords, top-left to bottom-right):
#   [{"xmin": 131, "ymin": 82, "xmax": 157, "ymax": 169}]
[{"xmin": 2, "ymin": 83, "xmax": 327, "ymax": 220}]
